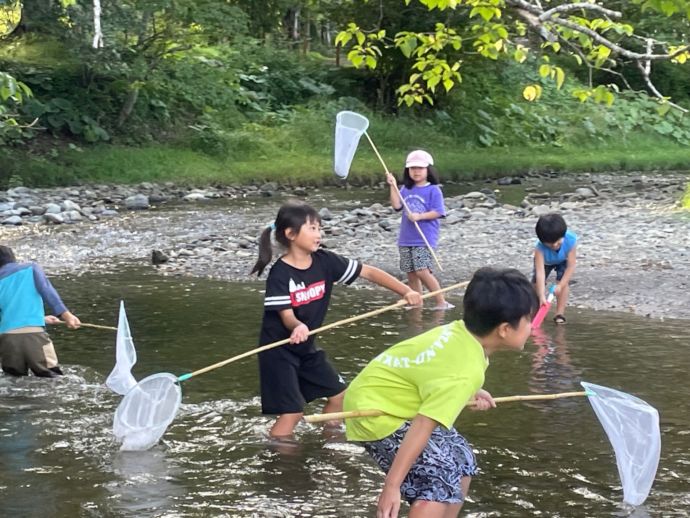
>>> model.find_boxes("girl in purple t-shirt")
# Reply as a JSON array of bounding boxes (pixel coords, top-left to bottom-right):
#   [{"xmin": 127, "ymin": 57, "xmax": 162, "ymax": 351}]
[{"xmin": 386, "ymin": 150, "xmax": 453, "ymax": 310}]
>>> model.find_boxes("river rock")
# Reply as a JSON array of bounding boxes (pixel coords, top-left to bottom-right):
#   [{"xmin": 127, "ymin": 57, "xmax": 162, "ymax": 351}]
[
  {"xmin": 532, "ymin": 204, "xmax": 551, "ymax": 216},
  {"xmin": 378, "ymin": 219, "xmax": 393, "ymax": 231},
  {"xmin": 62, "ymin": 200, "xmax": 81, "ymax": 212},
  {"xmin": 44, "ymin": 213, "xmax": 65, "ymax": 224},
  {"xmin": 125, "ymin": 194, "xmax": 150, "ymax": 210},
  {"xmin": 64, "ymin": 210, "xmax": 83, "ymax": 222},
  {"xmin": 45, "ymin": 203, "xmax": 62, "ymax": 214},
  {"xmin": 151, "ymin": 250, "xmax": 169, "ymax": 265},
  {"xmin": 7, "ymin": 187, "xmax": 31, "ymax": 196},
  {"xmin": 574, "ymin": 187, "xmax": 597, "ymax": 198},
  {"xmin": 183, "ymin": 192, "xmax": 207, "ymax": 202},
  {"xmin": 319, "ymin": 208, "xmax": 333, "ymax": 221},
  {"xmin": 2, "ymin": 216, "xmax": 22, "ymax": 225}
]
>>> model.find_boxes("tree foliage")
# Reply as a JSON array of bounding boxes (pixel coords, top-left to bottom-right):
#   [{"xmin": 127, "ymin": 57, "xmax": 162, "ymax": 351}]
[
  {"xmin": 1, "ymin": 0, "xmax": 690, "ymax": 151},
  {"xmin": 337, "ymin": 0, "xmax": 690, "ymax": 108}
]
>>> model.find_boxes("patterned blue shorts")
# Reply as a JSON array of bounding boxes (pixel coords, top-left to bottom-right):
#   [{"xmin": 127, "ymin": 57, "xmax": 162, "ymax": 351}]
[{"xmin": 363, "ymin": 422, "xmax": 478, "ymax": 504}]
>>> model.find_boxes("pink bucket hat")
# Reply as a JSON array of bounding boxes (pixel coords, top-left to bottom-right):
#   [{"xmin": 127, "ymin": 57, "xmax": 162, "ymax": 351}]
[{"xmin": 405, "ymin": 149, "xmax": 434, "ymax": 168}]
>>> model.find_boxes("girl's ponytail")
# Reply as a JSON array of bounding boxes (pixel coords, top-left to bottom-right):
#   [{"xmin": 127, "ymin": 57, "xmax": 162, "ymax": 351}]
[
  {"xmin": 250, "ymin": 202, "xmax": 321, "ymax": 276},
  {"xmin": 250, "ymin": 225, "xmax": 274, "ymax": 276}
]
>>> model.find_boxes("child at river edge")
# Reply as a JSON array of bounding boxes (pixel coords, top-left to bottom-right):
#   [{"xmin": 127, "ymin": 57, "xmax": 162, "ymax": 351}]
[
  {"xmin": 386, "ymin": 149, "xmax": 452, "ymax": 310},
  {"xmin": 251, "ymin": 202, "xmax": 422, "ymax": 440},
  {"xmin": 0, "ymin": 245, "xmax": 81, "ymax": 377},
  {"xmin": 344, "ymin": 267, "xmax": 537, "ymax": 518},
  {"xmin": 532, "ymin": 213, "xmax": 577, "ymax": 324}
]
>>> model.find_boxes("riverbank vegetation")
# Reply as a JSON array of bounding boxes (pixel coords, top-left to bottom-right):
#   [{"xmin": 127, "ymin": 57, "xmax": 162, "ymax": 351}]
[{"xmin": 1, "ymin": 1, "xmax": 689, "ymax": 187}]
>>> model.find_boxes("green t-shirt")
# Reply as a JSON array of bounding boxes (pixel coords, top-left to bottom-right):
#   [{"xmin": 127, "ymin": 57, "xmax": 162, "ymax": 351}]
[{"xmin": 344, "ymin": 320, "xmax": 488, "ymax": 442}]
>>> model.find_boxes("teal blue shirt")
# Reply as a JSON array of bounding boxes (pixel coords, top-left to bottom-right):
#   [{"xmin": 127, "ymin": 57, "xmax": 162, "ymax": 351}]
[
  {"xmin": 536, "ymin": 230, "xmax": 577, "ymax": 265},
  {"xmin": 0, "ymin": 263, "xmax": 67, "ymax": 333}
]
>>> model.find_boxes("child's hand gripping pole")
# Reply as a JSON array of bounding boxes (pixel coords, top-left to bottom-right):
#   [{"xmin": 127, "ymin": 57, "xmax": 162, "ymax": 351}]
[
  {"xmin": 52, "ymin": 320, "xmax": 117, "ymax": 331},
  {"xmin": 531, "ymin": 284, "xmax": 556, "ymax": 329},
  {"xmin": 176, "ymin": 280, "xmax": 469, "ymax": 383},
  {"xmin": 363, "ymin": 132, "xmax": 443, "ymax": 272}
]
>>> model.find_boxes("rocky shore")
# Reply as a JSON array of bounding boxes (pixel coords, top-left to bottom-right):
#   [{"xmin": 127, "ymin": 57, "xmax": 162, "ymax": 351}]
[{"xmin": 1, "ymin": 172, "xmax": 688, "ymax": 320}]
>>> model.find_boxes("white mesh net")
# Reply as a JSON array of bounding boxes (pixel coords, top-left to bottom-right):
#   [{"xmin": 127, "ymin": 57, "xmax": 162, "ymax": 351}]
[
  {"xmin": 581, "ymin": 382, "xmax": 660, "ymax": 506},
  {"xmin": 106, "ymin": 301, "xmax": 137, "ymax": 395},
  {"xmin": 334, "ymin": 111, "xmax": 369, "ymax": 179},
  {"xmin": 113, "ymin": 373, "xmax": 182, "ymax": 451}
]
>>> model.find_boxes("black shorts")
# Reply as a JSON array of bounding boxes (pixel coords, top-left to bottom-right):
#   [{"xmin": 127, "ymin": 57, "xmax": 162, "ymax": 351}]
[
  {"xmin": 258, "ymin": 346, "xmax": 346, "ymax": 415},
  {"xmin": 531, "ymin": 261, "xmax": 567, "ymax": 283}
]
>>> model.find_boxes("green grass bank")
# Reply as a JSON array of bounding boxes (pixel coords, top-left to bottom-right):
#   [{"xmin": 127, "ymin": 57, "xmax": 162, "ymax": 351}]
[{"xmin": 4, "ymin": 135, "xmax": 689, "ymax": 189}]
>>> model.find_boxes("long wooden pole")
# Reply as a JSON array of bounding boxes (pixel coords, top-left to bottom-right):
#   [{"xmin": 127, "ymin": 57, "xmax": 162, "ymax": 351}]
[
  {"xmin": 303, "ymin": 391, "xmax": 588, "ymax": 423},
  {"xmin": 364, "ymin": 132, "xmax": 444, "ymax": 272},
  {"xmin": 177, "ymin": 280, "xmax": 469, "ymax": 382},
  {"xmin": 56, "ymin": 321, "xmax": 117, "ymax": 331}
]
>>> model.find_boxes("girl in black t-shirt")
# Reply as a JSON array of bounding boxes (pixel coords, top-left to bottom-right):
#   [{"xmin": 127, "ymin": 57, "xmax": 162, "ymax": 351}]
[{"xmin": 251, "ymin": 202, "xmax": 421, "ymax": 439}]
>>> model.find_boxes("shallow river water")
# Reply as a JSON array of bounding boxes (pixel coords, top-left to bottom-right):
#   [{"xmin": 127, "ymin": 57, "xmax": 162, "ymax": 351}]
[{"xmin": 1, "ymin": 268, "xmax": 688, "ymax": 517}]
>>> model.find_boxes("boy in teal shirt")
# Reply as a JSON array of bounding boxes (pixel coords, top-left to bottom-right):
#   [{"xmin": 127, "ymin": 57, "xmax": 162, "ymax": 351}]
[
  {"xmin": 344, "ymin": 267, "xmax": 537, "ymax": 518},
  {"xmin": 532, "ymin": 213, "xmax": 577, "ymax": 324},
  {"xmin": 0, "ymin": 246, "xmax": 81, "ymax": 377}
]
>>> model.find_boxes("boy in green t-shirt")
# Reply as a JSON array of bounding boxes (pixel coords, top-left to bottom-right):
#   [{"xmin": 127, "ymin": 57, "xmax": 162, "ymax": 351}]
[{"xmin": 344, "ymin": 267, "xmax": 537, "ymax": 518}]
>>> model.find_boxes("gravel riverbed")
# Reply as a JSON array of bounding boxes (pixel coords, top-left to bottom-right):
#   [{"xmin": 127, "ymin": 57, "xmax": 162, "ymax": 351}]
[{"xmin": 1, "ymin": 172, "xmax": 688, "ymax": 320}]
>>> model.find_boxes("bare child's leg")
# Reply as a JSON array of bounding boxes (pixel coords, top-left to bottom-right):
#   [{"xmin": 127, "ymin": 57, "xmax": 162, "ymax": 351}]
[
  {"xmin": 415, "ymin": 268, "xmax": 447, "ymax": 306},
  {"xmin": 322, "ymin": 390, "xmax": 345, "ymax": 428},
  {"xmin": 406, "ymin": 272, "xmax": 424, "ymax": 307},
  {"xmin": 555, "ymin": 283, "xmax": 570, "ymax": 317},
  {"xmin": 410, "ymin": 501, "xmax": 458, "ymax": 518},
  {"xmin": 407, "ymin": 271, "xmax": 423, "ymax": 294},
  {"xmin": 269, "ymin": 412, "xmax": 303, "ymax": 438},
  {"xmin": 457, "ymin": 476, "xmax": 471, "ymax": 514}
]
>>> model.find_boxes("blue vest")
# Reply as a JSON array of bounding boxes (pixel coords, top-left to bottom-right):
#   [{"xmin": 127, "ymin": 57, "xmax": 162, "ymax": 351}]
[{"xmin": 0, "ymin": 263, "xmax": 67, "ymax": 333}]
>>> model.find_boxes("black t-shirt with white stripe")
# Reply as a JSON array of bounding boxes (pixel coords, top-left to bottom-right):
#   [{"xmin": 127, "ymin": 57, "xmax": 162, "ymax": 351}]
[{"xmin": 259, "ymin": 249, "xmax": 362, "ymax": 355}]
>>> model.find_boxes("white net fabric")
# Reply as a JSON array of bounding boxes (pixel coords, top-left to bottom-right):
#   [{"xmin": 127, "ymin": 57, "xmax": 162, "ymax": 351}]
[
  {"xmin": 581, "ymin": 382, "xmax": 660, "ymax": 506},
  {"xmin": 113, "ymin": 373, "xmax": 182, "ymax": 451},
  {"xmin": 334, "ymin": 111, "xmax": 369, "ymax": 179},
  {"xmin": 106, "ymin": 301, "xmax": 137, "ymax": 395}
]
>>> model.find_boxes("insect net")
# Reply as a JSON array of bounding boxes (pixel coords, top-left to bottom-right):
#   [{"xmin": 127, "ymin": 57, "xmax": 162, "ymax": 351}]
[
  {"xmin": 334, "ymin": 111, "xmax": 369, "ymax": 179},
  {"xmin": 581, "ymin": 381, "xmax": 660, "ymax": 506},
  {"xmin": 113, "ymin": 373, "xmax": 182, "ymax": 451},
  {"xmin": 105, "ymin": 301, "xmax": 137, "ymax": 395}
]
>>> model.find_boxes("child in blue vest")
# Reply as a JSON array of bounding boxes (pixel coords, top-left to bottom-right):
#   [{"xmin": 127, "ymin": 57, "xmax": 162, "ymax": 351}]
[
  {"xmin": 0, "ymin": 246, "xmax": 81, "ymax": 377},
  {"xmin": 532, "ymin": 213, "xmax": 577, "ymax": 324}
]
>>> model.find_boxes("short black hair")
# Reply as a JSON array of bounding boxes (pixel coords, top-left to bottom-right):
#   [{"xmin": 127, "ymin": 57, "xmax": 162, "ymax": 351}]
[
  {"xmin": 535, "ymin": 214, "xmax": 567, "ymax": 244},
  {"xmin": 0, "ymin": 245, "xmax": 16, "ymax": 267},
  {"xmin": 463, "ymin": 267, "xmax": 538, "ymax": 336}
]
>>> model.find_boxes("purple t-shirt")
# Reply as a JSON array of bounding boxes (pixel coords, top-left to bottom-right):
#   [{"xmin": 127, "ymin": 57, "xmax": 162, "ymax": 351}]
[{"xmin": 397, "ymin": 184, "xmax": 446, "ymax": 248}]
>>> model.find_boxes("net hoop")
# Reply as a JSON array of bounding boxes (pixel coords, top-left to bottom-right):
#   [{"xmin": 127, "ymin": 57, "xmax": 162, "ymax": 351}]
[
  {"xmin": 334, "ymin": 111, "xmax": 370, "ymax": 179},
  {"xmin": 113, "ymin": 372, "xmax": 182, "ymax": 451},
  {"xmin": 581, "ymin": 381, "xmax": 660, "ymax": 506}
]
